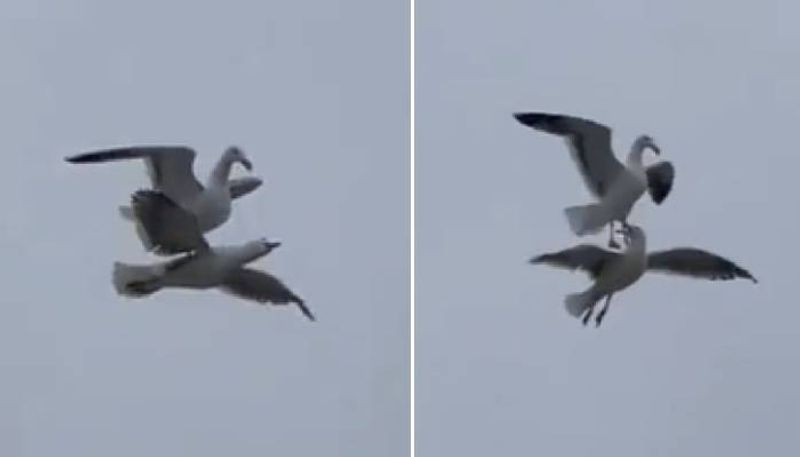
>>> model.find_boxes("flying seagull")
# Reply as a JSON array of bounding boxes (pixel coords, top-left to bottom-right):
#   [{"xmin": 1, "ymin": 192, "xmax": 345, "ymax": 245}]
[
  {"xmin": 529, "ymin": 224, "xmax": 756, "ymax": 327},
  {"xmin": 113, "ymin": 237, "xmax": 315, "ymax": 321},
  {"xmin": 66, "ymin": 145, "xmax": 260, "ymax": 254},
  {"xmin": 514, "ymin": 112, "xmax": 675, "ymax": 248}
]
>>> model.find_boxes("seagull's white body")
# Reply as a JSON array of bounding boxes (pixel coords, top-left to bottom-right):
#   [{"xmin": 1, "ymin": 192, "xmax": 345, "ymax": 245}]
[
  {"xmin": 530, "ymin": 225, "xmax": 756, "ymax": 326},
  {"xmin": 190, "ymin": 175, "xmax": 233, "ymax": 232},
  {"xmin": 565, "ymin": 148, "xmax": 650, "ymax": 237},
  {"xmin": 566, "ymin": 224, "xmax": 647, "ymax": 317},
  {"xmin": 165, "ymin": 245, "xmax": 260, "ymax": 288},
  {"xmin": 66, "ymin": 145, "xmax": 259, "ymax": 254}
]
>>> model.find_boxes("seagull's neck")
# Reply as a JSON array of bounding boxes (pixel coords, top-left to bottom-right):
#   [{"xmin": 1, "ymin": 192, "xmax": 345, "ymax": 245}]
[
  {"xmin": 209, "ymin": 154, "xmax": 235, "ymax": 188},
  {"xmin": 625, "ymin": 146, "xmax": 646, "ymax": 171}
]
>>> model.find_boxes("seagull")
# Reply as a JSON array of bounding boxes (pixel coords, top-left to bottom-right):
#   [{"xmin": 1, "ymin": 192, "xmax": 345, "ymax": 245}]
[
  {"xmin": 113, "ymin": 237, "xmax": 315, "ymax": 321},
  {"xmin": 529, "ymin": 224, "xmax": 756, "ymax": 327},
  {"xmin": 514, "ymin": 112, "xmax": 675, "ymax": 248},
  {"xmin": 65, "ymin": 145, "xmax": 259, "ymax": 254}
]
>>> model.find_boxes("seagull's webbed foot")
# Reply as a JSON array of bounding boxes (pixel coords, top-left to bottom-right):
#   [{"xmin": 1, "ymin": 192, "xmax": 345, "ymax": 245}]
[{"xmin": 595, "ymin": 294, "xmax": 613, "ymax": 327}]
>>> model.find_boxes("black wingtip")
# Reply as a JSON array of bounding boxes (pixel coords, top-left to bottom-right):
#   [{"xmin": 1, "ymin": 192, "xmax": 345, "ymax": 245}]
[
  {"xmin": 513, "ymin": 112, "xmax": 549, "ymax": 128},
  {"xmin": 296, "ymin": 299, "xmax": 316, "ymax": 322},
  {"xmin": 64, "ymin": 152, "xmax": 103, "ymax": 164},
  {"xmin": 647, "ymin": 162, "xmax": 675, "ymax": 205},
  {"xmin": 731, "ymin": 264, "xmax": 757, "ymax": 284},
  {"xmin": 741, "ymin": 269, "xmax": 758, "ymax": 284}
]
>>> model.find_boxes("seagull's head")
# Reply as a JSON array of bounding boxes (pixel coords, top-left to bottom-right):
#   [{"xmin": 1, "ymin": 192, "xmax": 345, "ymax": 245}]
[
  {"xmin": 225, "ymin": 146, "xmax": 253, "ymax": 171},
  {"xmin": 238, "ymin": 238, "xmax": 281, "ymax": 264},
  {"xmin": 633, "ymin": 135, "xmax": 661, "ymax": 156},
  {"xmin": 259, "ymin": 238, "xmax": 282, "ymax": 252}
]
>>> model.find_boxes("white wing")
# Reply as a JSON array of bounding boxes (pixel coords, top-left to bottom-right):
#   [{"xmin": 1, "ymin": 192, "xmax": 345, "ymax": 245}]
[
  {"xmin": 65, "ymin": 146, "xmax": 203, "ymax": 204},
  {"xmin": 220, "ymin": 268, "xmax": 315, "ymax": 321},
  {"xmin": 514, "ymin": 112, "xmax": 625, "ymax": 198},
  {"xmin": 647, "ymin": 248, "xmax": 757, "ymax": 283},
  {"xmin": 227, "ymin": 176, "xmax": 263, "ymax": 199}
]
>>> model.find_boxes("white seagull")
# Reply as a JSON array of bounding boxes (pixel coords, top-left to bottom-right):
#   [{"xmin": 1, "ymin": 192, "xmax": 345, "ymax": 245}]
[
  {"xmin": 66, "ymin": 145, "xmax": 260, "ymax": 254},
  {"xmin": 514, "ymin": 112, "xmax": 675, "ymax": 248},
  {"xmin": 530, "ymin": 224, "xmax": 756, "ymax": 326},
  {"xmin": 113, "ymin": 238, "xmax": 315, "ymax": 321}
]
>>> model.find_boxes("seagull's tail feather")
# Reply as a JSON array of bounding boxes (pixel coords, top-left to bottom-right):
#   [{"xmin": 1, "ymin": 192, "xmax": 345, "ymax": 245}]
[
  {"xmin": 564, "ymin": 204, "xmax": 609, "ymax": 236},
  {"xmin": 113, "ymin": 262, "xmax": 162, "ymax": 297},
  {"xmin": 564, "ymin": 290, "xmax": 597, "ymax": 318}
]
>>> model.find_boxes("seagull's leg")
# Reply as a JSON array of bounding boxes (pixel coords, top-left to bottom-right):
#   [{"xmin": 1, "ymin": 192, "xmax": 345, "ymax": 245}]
[
  {"xmin": 608, "ymin": 222, "xmax": 620, "ymax": 249},
  {"xmin": 595, "ymin": 294, "xmax": 614, "ymax": 327},
  {"xmin": 582, "ymin": 305, "xmax": 595, "ymax": 326}
]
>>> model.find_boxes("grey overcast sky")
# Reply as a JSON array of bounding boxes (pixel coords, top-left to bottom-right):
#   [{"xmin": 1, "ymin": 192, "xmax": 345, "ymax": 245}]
[
  {"xmin": 0, "ymin": 1, "xmax": 408, "ymax": 456},
  {"xmin": 418, "ymin": 0, "xmax": 798, "ymax": 456}
]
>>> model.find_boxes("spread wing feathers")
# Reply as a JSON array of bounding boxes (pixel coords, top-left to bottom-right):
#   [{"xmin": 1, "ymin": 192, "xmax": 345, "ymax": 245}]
[
  {"xmin": 65, "ymin": 146, "xmax": 203, "ymax": 203},
  {"xmin": 221, "ymin": 268, "xmax": 315, "ymax": 321},
  {"xmin": 645, "ymin": 161, "xmax": 675, "ymax": 204},
  {"xmin": 530, "ymin": 244, "xmax": 619, "ymax": 279},
  {"xmin": 131, "ymin": 189, "xmax": 209, "ymax": 256},
  {"xmin": 647, "ymin": 248, "xmax": 757, "ymax": 283},
  {"xmin": 514, "ymin": 112, "xmax": 624, "ymax": 197}
]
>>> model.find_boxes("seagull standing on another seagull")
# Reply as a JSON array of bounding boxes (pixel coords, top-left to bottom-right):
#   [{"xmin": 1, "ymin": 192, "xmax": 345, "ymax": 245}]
[
  {"xmin": 514, "ymin": 112, "xmax": 675, "ymax": 248},
  {"xmin": 530, "ymin": 224, "xmax": 756, "ymax": 326}
]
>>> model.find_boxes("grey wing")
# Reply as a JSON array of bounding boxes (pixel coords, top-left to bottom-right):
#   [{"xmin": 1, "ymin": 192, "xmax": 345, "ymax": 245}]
[
  {"xmin": 221, "ymin": 268, "xmax": 315, "ymax": 321},
  {"xmin": 66, "ymin": 146, "xmax": 203, "ymax": 204},
  {"xmin": 645, "ymin": 161, "xmax": 675, "ymax": 205},
  {"xmin": 227, "ymin": 176, "xmax": 264, "ymax": 200},
  {"xmin": 131, "ymin": 189, "xmax": 209, "ymax": 256},
  {"xmin": 530, "ymin": 244, "xmax": 620, "ymax": 279},
  {"xmin": 647, "ymin": 248, "xmax": 757, "ymax": 283},
  {"xmin": 514, "ymin": 112, "xmax": 624, "ymax": 197}
]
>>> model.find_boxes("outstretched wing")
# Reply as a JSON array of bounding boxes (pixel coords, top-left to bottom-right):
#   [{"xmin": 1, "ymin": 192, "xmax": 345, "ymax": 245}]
[
  {"xmin": 66, "ymin": 146, "xmax": 203, "ymax": 204},
  {"xmin": 530, "ymin": 244, "xmax": 620, "ymax": 279},
  {"xmin": 221, "ymin": 268, "xmax": 315, "ymax": 321},
  {"xmin": 514, "ymin": 112, "xmax": 624, "ymax": 198},
  {"xmin": 227, "ymin": 176, "xmax": 264, "ymax": 200},
  {"xmin": 131, "ymin": 189, "xmax": 209, "ymax": 256},
  {"xmin": 645, "ymin": 161, "xmax": 675, "ymax": 204},
  {"xmin": 647, "ymin": 248, "xmax": 757, "ymax": 283}
]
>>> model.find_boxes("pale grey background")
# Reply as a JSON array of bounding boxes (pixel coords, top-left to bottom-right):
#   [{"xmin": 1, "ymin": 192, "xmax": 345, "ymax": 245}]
[
  {"xmin": 0, "ymin": 1, "xmax": 408, "ymax": 456},
  {"xmin": 418, "ymin": 1, "xmax": 798, "ymax": 455}
]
